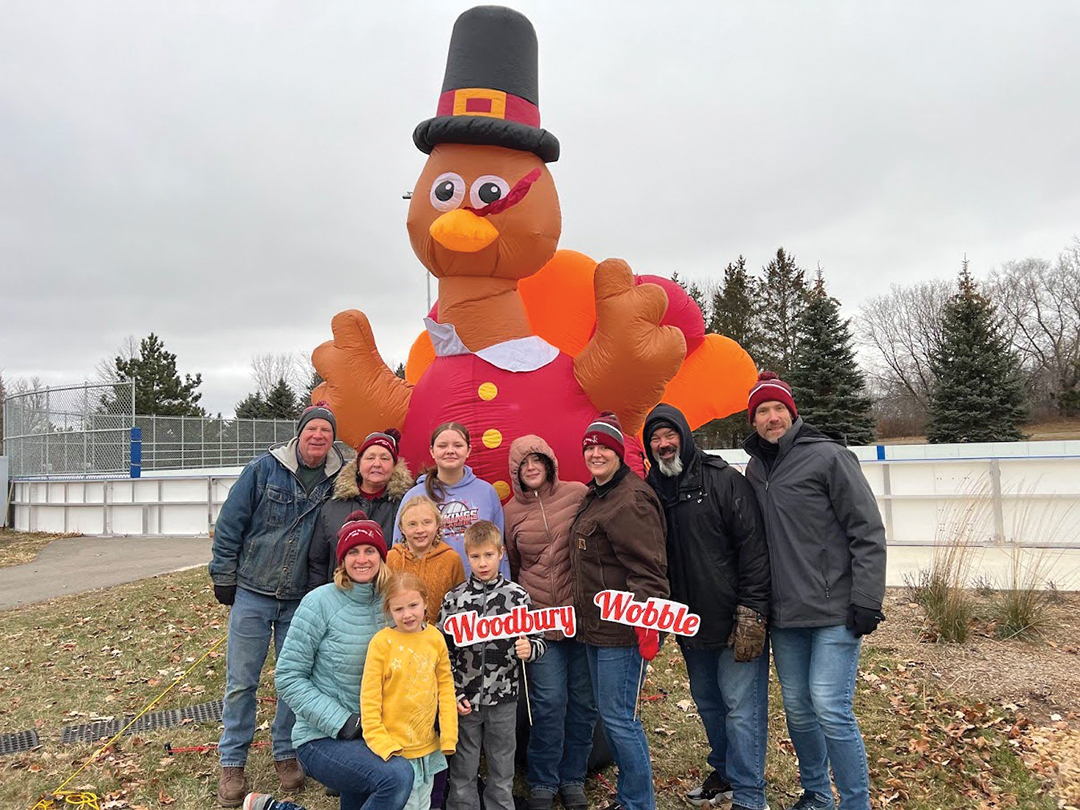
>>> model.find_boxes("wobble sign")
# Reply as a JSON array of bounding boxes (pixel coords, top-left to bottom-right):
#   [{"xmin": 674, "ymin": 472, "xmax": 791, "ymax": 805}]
[{"xmin": 593, "ymin": 590, "xmax": 701, "ymax": 637}]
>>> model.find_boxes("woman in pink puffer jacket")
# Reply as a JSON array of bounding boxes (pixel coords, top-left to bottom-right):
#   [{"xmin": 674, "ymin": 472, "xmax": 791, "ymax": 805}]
[{"xmin": 504, "ymin": 435, "xmax": 595, "ymax": 810}]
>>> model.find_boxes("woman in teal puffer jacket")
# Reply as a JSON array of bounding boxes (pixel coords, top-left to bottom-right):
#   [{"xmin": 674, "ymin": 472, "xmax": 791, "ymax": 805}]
[{"xmin": 276, "ymin": 511, "xmax": 413, "ymax": 810}]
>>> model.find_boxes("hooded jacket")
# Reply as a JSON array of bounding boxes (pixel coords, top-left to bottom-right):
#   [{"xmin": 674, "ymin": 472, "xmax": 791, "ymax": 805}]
[
  {"xmin": 744, "ymin": 418, "xmax": 887, "ymax": 628},
  {"xmin": 570, "ymin": 464, "xmax": 669, "ymax": 647},
  {"xmin": 503, "ymin": 435, "xmax": 588, "ymax": 640},
  {"xmin": 644, "ymin": 404, "xmax": 770, "ymax": 649},
  {"xmin": 394, "ymin": 466, "xmax": 509, "ymax": 579},
  {"xmin": 385, "ymin": 540, "xmax": 466, "ymax": 624},
  {"xmin": 210, "ymin": 437, "xmax": 345, "ymax": 600},
  {"xmin": 307, "ymin": 456, "xmax": 414, "ymax": 591}
]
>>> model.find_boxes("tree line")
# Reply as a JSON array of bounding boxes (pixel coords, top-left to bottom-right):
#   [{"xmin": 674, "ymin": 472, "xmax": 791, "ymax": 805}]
[{"xmin": 4, "ymin": 238, "xmax": 1074, "ymax": 446}]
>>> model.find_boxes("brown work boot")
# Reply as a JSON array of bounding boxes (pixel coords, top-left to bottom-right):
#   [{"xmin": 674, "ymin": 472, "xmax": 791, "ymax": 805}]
[
  {"xmin": 275, "ymin": 757, "xmax": 306, "ymax": 791},
  {"xmin": 217, "ymin": 766, "xmax": 247, "ymax": 807}
]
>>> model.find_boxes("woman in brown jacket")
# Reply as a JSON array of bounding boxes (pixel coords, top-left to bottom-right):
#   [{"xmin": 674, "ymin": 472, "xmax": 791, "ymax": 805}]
[
  {"xmin": 571, "ymin": 413, "xmax": 668, "ymax": 810},
  {"xmin": 505, "ymin": 435, "xmax": 595, "ymax": 810}
]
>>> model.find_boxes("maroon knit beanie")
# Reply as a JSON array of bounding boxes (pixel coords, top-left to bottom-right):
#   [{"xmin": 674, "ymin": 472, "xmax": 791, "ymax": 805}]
[
  {"xmin": 582, "ymin": 411, "xmax": 625, "ymax": 459},
  {"xmin": 336, "ymin": 509, "xmax": 387, "ymax": 564},
  {"xmin": 747, "ymin": 371, "xmax": 798, "ymax": 423},
  {"xmin": 359, "ymin": 428, "xmax": 401, "ymax": 463}
]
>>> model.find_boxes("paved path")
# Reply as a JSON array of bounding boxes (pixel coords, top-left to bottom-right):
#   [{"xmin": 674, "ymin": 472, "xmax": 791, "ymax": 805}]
[
  {"xmin": 0, "ymin": 535, "xmax": 212, "ymax": 611},
  {"xmin": 1, "ymin": 536, "xmax": 1076, "ymax": 612}
]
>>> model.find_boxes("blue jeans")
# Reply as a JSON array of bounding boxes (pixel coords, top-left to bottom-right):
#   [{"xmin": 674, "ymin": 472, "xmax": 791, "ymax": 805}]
[
  {"xmin": 771, "ymin": 625, "xmax": 869, "ymax": 810},
  {"xmin": 681, "ymin": 644, "xmax": 770, "ymax": 810},
  {"xmin": 297, "ymin": 737, "xmax": 414, "ymax": 810},
  {"xmin": 220, "ymin": 587, "xmax": 299, "ymax": 766},
  {"xmin": 526, "ymin": 638, "xmax": 598, "ymax": 794},
  {"xmin": 586, "ymin": 644, "xmax": 654, "ymax": 810}
]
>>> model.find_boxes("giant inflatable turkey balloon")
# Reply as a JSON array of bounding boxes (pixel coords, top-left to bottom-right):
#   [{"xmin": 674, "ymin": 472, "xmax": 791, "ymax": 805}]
[{"xmin": 312, "ymin": 6, "xmax": 757, "ymax": 497}]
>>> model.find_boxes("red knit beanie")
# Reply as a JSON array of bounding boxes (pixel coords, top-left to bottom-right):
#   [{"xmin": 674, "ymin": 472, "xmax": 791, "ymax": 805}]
[
  {"xmin": 747, "ymin": 371, "xmax": 798, "ymax": 423},
  {"xmin": 359, "ymin": 428, "xmax": 401, "ymax": 463},
  {"xmin": 336, "ymin": 510, "xmax": 387, "ymax": 564},
  {"xmin": 582, "ymin": 411, "xmax": 625, "ymax": 459}
]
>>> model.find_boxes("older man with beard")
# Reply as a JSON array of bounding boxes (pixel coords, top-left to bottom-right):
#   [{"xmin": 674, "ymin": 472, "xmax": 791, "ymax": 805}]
[{"xmin": 643, "ymin": 403, "xmax": 771, "ymax": 810}]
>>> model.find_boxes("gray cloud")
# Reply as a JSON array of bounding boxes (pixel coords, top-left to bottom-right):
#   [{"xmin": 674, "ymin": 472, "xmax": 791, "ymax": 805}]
[{"xmin": 2, "ymin": 1, "xmax": 1078, "ymax": 415}]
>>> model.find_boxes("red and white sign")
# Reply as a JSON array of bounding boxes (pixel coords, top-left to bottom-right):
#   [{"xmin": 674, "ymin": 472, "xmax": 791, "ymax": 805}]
[
  {"xmin": 593, "ymin": 590, "xmax": 701, "ymax": 637},
  {"xmin": 442, "ymin": 605, "xmax": 576, "ymax": 647}
]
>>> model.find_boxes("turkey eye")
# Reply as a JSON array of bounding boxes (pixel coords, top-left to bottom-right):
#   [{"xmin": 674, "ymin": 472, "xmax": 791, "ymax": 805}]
[
  {"xmin": 470, "ymin": 175, "xmax": 511, "ymax": 209},
  {"xmin": 429, "ymin": 172, "xmax": 465, "ymax": 211}
]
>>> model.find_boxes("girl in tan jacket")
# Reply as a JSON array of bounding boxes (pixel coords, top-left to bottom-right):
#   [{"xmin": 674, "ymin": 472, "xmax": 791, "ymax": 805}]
[
  {"xmin": 387, "ymin": 496, "xmax": 466, "ymax": 625},
  {"xmin": 504, "ymin": 435, "xmax": 595, "ymax": 810}
]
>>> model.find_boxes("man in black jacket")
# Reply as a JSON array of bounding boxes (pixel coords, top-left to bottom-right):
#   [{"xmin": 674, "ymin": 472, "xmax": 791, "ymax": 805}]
[
  {"xmin": 744, "ymin": 371, "xmax": 886, "ymax": 810},
  {"xmin": 644, "ymin": 403, "xmax": 770, "ymax": 810}
]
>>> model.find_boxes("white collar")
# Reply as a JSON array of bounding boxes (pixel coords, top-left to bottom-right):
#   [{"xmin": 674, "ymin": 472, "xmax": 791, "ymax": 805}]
[{"xmin": 424, "ymin": 318, "xmax": 560, "ymax": 372}]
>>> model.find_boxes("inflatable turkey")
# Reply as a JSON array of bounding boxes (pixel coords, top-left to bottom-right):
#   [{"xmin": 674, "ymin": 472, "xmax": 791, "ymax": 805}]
[{"xmin": 313, "ymin": 6, "xmax": 756, "ymax": 497}]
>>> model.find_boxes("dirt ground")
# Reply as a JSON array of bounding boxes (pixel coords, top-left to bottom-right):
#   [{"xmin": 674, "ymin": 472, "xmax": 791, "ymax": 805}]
[
  {"xmin": 873, "ymin": 588, "xmax": 1080, "ymax": 721},
  {"xmin": 873, "ymin": 587, "xmax": 1080, "ymax": 807}
]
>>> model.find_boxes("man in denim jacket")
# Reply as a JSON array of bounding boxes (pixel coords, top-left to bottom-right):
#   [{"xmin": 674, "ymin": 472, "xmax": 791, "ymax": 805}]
[{"xmin": 209, "ymin": 402, "xmax": 345, "ymax": 806}]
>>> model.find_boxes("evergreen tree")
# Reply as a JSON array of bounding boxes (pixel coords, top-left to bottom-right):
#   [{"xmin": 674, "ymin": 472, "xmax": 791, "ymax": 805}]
[
  {"xmin": 394, "ymin": 362, "xmax": 406, "ymax": 380},
  {"xmin": 103, "ymin": 333, "xmax": 205, "ymax": 416},
  {"xmin": 263, "ymin": 376, "xmax": 301, "ymax": 420},
  {"xmin": 708, "ymin": 256, "xmax": 760, "ymax": 352},
  {"xmin": 927, "ymin": 262, "xmax": 1027, "ymax": 443},
  {"xmin": 696, "ymin": 256, "xmax": 763, "ymax": 449},
  {"xmin": 755, "ymin": 248, "xmax": 808, "ymax": 376},
  {"xmin": 302, "ymin": 369, "xmax": 324, "ymax": 406},
  {"xmin": 788, "ymin": 272, "xmax": 876, "ymax": 445},
  {"xmin": 235, "ymin": 392, "xmax": 269, "ymax": 419},
  {"xmin": 686, "ymin": 281, "xmax": 708, "ymax": 324}
]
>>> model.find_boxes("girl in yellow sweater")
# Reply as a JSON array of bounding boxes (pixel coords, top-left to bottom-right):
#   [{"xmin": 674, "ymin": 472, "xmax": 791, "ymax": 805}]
[{"xmin": 361, "ymin": 573, "xmax": 458, "ymax": 810}]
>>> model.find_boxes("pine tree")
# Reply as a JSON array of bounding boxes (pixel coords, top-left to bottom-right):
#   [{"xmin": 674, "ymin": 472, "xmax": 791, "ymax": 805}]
[
  {"xmin": 755, "ymin": 248, "xmax": 808, "ymax": 376},
  {"xmin": 695, "ymin": 256, "xmax": 763, "ymax": 449},
  {"xmin": 927, "ymin": 261, "xmax": 1027, "ymax": 443},
  {"xmin": 263, "ymin": 377, "xmax": 301, "ymax": 420},
  {"xmin": 788, "ymin": 272, "xmax": 876, "ymax": 445},
  {"xmin": 104, "ymin": 333, "xmax": 205, "ymax": 416},
  {"xmin": 235, "ymin": 393, "xmax": 269, "ymax": 419},
  {"xmin": 302, "ymin": 369, "xmax": 324, "ymax": 406}
]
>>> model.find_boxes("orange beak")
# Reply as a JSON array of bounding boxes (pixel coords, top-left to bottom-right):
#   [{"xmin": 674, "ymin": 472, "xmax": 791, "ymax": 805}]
[{"xmin": 429, "ymin": 209, "xmax": 500, "ymax": 253}]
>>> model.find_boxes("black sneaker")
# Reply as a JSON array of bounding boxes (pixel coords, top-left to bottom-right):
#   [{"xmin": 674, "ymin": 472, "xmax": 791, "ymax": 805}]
[
  {"xmin": 732, "ymin": 804, "xmax": 771, "ymax": 810},
  {"xmin": 686, "ymin": 771, "xmax": 733, "ymax": 806},
  {"xmin": 527, "ymin": 789, "xmax": 555, "ymax": 810},
  {"xmin": 788, "ymin": 792, "xmax": 834, "ymax": 810},
  {"xmin": 559, "ymin": 785, "xmax": 588, "ymax": 810}
]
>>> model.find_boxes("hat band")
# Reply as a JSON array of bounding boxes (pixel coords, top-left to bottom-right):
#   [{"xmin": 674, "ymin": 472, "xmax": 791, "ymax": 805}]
[{"xmin": 437, "ymin": 88, "xmax": 541, "ymax": 127}]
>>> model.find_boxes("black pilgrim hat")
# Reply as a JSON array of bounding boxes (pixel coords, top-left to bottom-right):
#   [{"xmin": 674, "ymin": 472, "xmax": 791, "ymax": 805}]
[{"xmin": 413, "ymin": 5, "xmax": 560, "ymax": 163}]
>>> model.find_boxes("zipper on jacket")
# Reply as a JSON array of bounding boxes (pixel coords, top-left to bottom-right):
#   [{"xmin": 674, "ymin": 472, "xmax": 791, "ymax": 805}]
[
  {"xmin": 479, "ymin": 578, "xmax": 490, "ymax": 703},
  {"xmin": 535, "ymin": 491, "xmax": 557, "ymax": 622}
]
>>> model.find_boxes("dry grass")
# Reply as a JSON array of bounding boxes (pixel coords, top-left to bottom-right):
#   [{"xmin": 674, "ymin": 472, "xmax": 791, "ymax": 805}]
[
  {"xmin": 992, "ymin": 548, "xmax": 1059, "ymax": 640},
  {"xmin": 0, "ymin": 529, "xmax": 80, "ymax": 569},
  {"xmin": 0, "ymin": 568, "xmax": 1063, "ymax": 810}
]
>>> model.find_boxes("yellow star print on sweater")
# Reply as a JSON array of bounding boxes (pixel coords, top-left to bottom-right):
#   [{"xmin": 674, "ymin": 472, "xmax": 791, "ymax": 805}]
[{"xmin": 361, "ymin": 623, "xmax": 458, "ymax": 761}]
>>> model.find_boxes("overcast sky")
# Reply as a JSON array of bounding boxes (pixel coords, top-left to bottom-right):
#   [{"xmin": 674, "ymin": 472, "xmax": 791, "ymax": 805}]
[{"xmin": 3, "ymin": 1, "xmax": 1079, "ymax": 416}]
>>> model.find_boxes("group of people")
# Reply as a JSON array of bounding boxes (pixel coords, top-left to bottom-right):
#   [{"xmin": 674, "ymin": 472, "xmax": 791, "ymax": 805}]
[{"xmin": 208, "ymin": 369, "xmax": 887, "ymax": 810}]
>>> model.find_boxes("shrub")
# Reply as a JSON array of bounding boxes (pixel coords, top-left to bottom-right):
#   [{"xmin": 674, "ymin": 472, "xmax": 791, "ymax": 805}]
[{"xmin": 991, "ymin": 548, "xmax": 1056, "ymax": 640}]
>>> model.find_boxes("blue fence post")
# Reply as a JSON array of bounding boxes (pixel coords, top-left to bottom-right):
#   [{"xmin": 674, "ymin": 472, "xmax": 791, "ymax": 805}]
[
  {"xmin": 876, "ymin": 444, "xmax": 886, "ymax": 461},
  {"xmin": 130, "ymin": 427, "xmax": 142, "ymax": 478}
]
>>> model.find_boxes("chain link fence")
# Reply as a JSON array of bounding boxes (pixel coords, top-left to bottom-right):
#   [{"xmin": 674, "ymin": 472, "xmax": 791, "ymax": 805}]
[
  {"xmin": 2, "ymin": 382, "xmax": 134, "ymax": 477},
  {"xmin": 135, "ymin": 415, "xmax": 297, "ymax": 470},
  {"xmin": 2, "ymin": 381, "xmax": 298, "ymax": 478}
]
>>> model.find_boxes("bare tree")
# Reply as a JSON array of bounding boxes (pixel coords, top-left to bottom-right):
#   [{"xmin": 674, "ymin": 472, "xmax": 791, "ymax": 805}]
[
  {"xmin": 95, "ymin": 335, "xmax": 140, "ymax": 386},
  {"xmin": 990, "ymin": 242, "xmax": 1080, "ymax": 416},
  {"xmin": 250, "ymin": 353, "xmax": 297, "ymax": 398},
  {"xmin": 858, "ymin": 279, "xmax": 952, "ymax": 413}
]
